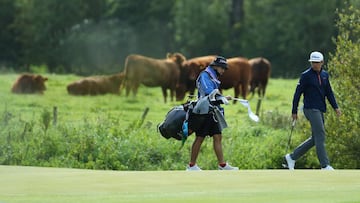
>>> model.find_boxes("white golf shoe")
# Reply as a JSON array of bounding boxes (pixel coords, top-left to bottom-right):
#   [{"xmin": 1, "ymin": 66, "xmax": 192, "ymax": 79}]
[
  {"xmin": 186, "ymin": 164, "xmax": 202, "ymax": 171},
  {"xmin": 218, "ymin": 162, "xmax": 239, "ymax": 170},
  {"xmin": 285, "ymin": 154, "xmax": 295, "ymax": 170},
  {"xmin": 321, "ymin": 165, "xmax": 334, "ymax": 170}
]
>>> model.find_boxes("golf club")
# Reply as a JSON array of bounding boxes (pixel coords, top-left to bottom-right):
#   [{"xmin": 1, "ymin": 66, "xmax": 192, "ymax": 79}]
[
  {"xmin": 285, "ymin": 119, "xmax": 296, "ymax": 152},
  {"xmin": 282, "ymin": 119, "xmax": 296, "ymax": 168},
  {"xmin": 232, "ymin": 97, "xmax": 259, "ymax": 122}
]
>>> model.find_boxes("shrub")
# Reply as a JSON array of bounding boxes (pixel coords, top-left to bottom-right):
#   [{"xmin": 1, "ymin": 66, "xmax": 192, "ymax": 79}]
[{"xmin": 327, "ymin": 5, "xmax": 360, "ymax": 168}]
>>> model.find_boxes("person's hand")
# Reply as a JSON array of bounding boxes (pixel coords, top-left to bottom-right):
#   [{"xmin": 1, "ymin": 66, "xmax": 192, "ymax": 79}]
[
  {"xmin": 335, "ymin": 108, "xmax": 342, "ymax": 117},
  {"xmin": 225, "ymin": 95, "xmax": 232, "ymax": 100}
]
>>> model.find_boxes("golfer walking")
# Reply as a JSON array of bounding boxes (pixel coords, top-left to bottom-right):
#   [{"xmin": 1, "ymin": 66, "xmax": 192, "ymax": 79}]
[
  {"xmin": 186, "ymin": 56, "xmax": 238, "ymax": 171},
  {"xmin": 284, "ymin": 51, "xmax": 341, "ymax": 170}
]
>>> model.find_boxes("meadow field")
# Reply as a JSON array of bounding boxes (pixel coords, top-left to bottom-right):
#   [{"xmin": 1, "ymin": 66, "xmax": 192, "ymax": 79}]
[{"xmin": 0, "ymin": 73, "xmax": 331, "ymax": 170}]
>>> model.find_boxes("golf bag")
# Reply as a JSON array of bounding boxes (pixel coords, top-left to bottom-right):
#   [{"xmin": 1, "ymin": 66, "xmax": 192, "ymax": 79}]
[
  {"xmin": 158, "ymin": 105, "xmax": 188, "ymax": 140},
  {"xmin": 158, "ymin": 90, "xmax": 228, "ymax": 141}
]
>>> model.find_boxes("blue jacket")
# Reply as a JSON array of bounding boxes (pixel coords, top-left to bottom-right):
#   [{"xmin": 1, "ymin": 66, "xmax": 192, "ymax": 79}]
[
  {"xmin": 196, "ymin": 66, "xmax": 220, "ymax": 98},
  {"xmin": 196, "ymin": 66, "xmax": 225, "ymax": 114},
  {"xmin": 292, "ymin": 67, "xmax": 338, "ymax": 114}
]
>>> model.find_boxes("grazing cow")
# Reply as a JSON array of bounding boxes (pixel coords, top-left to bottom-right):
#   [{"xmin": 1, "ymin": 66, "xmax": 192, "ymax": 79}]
[
  {"xmin": 11, "ymin": 73, "xmax": 48, "ymax": 94},
  {"xmin": 248, "ymin": 57, "xmax": 271, "ymax": 115},
  {"xmin": 249, "ymin": 57, "xmax": 271, "ymax": 98},
  {"xmin": 123, "ymin": 53, "xmax": 186, "ymax": 103},
  {"xmin": 67, "ymin": 73, "xmax": 124, "ymax": 95},
  {"xmin": 176, "ymin": 56, "xmax": 252, "ymax": 102}
]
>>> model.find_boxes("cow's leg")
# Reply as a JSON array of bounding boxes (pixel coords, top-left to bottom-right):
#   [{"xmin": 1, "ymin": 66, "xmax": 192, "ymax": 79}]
[
  {"xmin": 170, "ymin": 88, "xmax": 175, "ymax": 102},
  {"xmin": 161, "ymin": 87, "xmax": 167, "ymax": 103},
  {"xmin": 261, "ymin": 81, "xmax": 268, "ymax": 98},
  {"xmin": 233, "ymin": 84, "xmax": 240, "ymax": 104},
  {"xmin": 240, "ymin": 82, "xmax": 248, "ymax": 99},
  {"xmin": 133, "ymin": 83, "xmax": 140, "ymax": 97},
  {"xmin": 125, "ymin": 83, "xmax": 131, "ymax": 97}
]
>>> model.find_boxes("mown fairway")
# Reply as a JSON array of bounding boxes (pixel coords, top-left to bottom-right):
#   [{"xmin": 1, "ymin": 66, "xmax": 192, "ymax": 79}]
[{"xmin": 0, "ymin": 165, "xmax": 360, "ymax": 203}]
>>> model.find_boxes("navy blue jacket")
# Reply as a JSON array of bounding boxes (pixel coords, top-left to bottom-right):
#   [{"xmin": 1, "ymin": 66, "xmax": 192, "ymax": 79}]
[{"xmin": 292, "ymin": 67, "xmax": 338, "ymax": 114}]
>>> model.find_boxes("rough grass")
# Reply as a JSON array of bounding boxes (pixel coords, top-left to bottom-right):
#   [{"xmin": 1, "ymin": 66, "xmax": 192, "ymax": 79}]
[
  {"xmin": 0, "ymin": 165, "xmax": 359, "ymax": 203},
  {"xmin": 1, "ymin": 73, "xmax": 323, "ymax": 170}
]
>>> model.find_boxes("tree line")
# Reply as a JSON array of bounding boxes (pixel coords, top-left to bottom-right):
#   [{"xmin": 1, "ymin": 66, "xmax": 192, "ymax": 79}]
[{"xmin": 0, "ymin": 0, "xmax": 358, "ymax": 77}]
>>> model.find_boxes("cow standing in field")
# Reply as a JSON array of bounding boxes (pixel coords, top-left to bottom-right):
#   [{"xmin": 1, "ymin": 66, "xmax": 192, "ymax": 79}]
[
  {"xmin": 11, "ymin": 73, "xmax": 48, "ymax": 94},
  {"xmin": 176, "ymin": 56, "xmax": 252, "ymax": 102},
  {"xmin": 67, "ymin": 73, "xmax": 124, "ymax": 95},
  {"xmin": 123, "ymin": 53, "xmax": 186, "ymax": 103},
  {"xmin": 249, "ymin": 57, "xmax": 271, "ymax": 98},
  {"xmin": 248, "ymin": 57, "xmax": 271, "ymax": 115}
]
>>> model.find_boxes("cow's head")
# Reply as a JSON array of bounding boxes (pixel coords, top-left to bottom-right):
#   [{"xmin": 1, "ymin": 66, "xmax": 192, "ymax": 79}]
[
  {"xmin": 175, "ymin": 60, "xmax": 204, "ymax": 101},
  {"xmin": 33, "ymin": 75, "xmax": 48, "ymax": 93},
  {"xmin": 167, "ymin": 52, "xmax": 186, "ymax": 66}
]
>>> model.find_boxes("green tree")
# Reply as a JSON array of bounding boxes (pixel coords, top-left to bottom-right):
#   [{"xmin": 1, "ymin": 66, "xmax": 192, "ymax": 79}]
[
  {"xmin": 326, "ymin": 5, "xmax": 360, "ymax": 168},
  {"xmin": 240, "ymin": 0, "xmax": 341, "ymax": 77},
  {"xmin": 173, "ymin": 0, "xmax": 231, "ymax": 58},
  {"xmin": 13, "ymin": 0, "xmax": 106, "ymax": 72},
  {"xmin": 0, "ymin": 0, "xmax": 19, "ymax": 67}
]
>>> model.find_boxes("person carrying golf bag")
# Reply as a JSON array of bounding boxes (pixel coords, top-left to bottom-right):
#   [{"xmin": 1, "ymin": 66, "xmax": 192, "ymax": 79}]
[
  {"xmin": 186, "ymin": 56, "xmax": 238, "ymax": 171},
  {"xmin": 284, "ymin": 51, "xmax": 341, "ymax": 170}
]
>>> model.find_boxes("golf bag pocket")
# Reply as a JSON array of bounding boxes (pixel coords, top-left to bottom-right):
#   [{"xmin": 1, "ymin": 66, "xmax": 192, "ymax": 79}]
[{"xmin": 158, "ymin": 105, "xmax": 186, "ymax": 140}]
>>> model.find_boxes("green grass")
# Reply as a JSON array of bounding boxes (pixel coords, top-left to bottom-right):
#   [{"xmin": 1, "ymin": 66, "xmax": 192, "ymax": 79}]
[
  {"xmin": 0, "ymin": 73, "xmax": 322, "ymax": 170},
  {"xmin": 0, "ymin": 165, "xmax": 359, "ymax": 203},
  {"xmin": 0, "ymin": 73, "xmax": 359, "ymax": 202}
]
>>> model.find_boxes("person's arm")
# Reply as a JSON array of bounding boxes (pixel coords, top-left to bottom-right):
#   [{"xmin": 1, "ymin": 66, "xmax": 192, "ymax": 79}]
[
  {"xmin": 292, "ymin": 75, "xmax": 305, "ymax": 120},
  {"xmin": 325, "ymin": 77, "xmax": 339, "ymax": 110},
  {"xmin": 324, "ymin": 76, "xmax": 341, "ymax": 117}
]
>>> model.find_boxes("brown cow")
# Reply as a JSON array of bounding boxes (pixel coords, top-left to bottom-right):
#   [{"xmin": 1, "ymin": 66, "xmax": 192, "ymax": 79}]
[
  {"xmin": 11, "ymin": 73, "xmax": 48, "ymax": 94},
  {"xmin": 248, "ymin": 57, "xmax": 271, "ymax": 115},
  {"xmin": 248, "ymin": 57, "xmax": 271, "ymax": 98},
  {"xmin": 122, "ymin": 53, "xmax": 186, "ymax": 103},
  {"xmin": 176, "ymin": 55, "xmax": 216, "ymax": 100},
  {"xmin": 67, "ymin": 73, "xmax": 124, "ymax": 95},
  {"xmin": 176, "ymin": 56, "xmax": 252, "ymax": 102}
]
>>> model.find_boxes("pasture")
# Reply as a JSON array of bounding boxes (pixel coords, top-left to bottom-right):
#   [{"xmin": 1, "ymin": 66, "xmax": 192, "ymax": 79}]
[
  {"xmin": 0, "ymin": 165, "xmax": 359, "ymax": 203},
  {"xmin": 0, "ymin": 73, "xmax": 325, "ymax": 170}
]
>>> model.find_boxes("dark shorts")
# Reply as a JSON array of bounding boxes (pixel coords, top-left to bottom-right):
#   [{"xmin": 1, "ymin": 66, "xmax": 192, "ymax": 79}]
[{"xmin": 188, "ymin": 113, "xmax": 221, "ymax": 137}]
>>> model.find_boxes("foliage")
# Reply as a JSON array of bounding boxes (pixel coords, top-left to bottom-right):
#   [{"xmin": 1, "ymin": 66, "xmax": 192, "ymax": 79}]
[
  {"xmin": 326, "ymin": 5, "xmax": 360, "ymax": 168},
  {"xmin": 241, "ymin": 0, "xmax": 342, "ymax": 77},
  {"xmin": 173, "ymin": 0, "xmax": 231, "ymax": 57},
  {"xmin": 1, "ymin": 0, "xmax": 357, "ymax": 77}
]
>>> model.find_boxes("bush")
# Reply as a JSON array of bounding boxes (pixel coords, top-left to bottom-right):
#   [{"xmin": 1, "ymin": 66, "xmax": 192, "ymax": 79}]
[{"xmin": 326, "ymin": 5, "xmax": 360, "ymax": 168}]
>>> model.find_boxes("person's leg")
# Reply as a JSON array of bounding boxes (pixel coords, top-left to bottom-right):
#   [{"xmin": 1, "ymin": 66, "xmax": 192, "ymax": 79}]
[
  {"xmin": 304, "ymin": 109, "xmax": 329, "ymax": 167},
  {"xmin": 291, "ymin": 136, "xmax": 314, "ymax": 160},
  {"xmin": 190, "ymin": 136, "xmax": 205, "ymax": 165},
  {"xmin": 212, "ymin": 134, "xmax": 225, "ymax": 164},
  {"xmin": 290, "ymin": 109, "xmax": 317, "ymax": 160}
]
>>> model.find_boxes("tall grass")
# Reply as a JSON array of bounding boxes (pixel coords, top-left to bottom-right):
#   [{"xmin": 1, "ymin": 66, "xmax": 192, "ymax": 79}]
[{"xmin": 0, "ymin": 73, "xmax": 319, "ymax": 170}]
